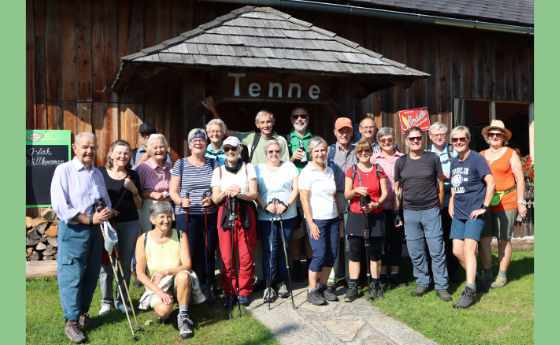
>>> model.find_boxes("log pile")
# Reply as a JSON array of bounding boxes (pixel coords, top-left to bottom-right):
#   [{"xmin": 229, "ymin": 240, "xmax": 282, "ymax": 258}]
[{"xmin": 26, "ymin": 209, "xmax": 58, "ymax": 261}]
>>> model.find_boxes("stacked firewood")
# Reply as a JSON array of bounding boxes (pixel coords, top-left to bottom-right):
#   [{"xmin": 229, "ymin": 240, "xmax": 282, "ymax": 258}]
[{"xmin": 26, "ymin": 209, "xmax": 58, "ymax": 261}]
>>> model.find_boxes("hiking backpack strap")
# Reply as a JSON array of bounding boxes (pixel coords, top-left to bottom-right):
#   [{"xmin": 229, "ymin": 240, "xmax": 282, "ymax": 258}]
[{"xmin": 249, "ymin": 132, "xmax": 261, "ymax": 162}]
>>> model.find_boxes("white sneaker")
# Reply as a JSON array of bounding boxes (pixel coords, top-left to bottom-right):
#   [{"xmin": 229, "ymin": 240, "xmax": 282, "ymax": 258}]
[{"xmin": 98, "ymin": 303, "xmax": 111, "ymax": 316}]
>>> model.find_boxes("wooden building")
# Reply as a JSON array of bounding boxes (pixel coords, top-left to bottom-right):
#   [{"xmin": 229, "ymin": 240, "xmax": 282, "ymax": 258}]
[{"xmin": 27, "ymin": 0, "xmax": 533, "ymax": 162}]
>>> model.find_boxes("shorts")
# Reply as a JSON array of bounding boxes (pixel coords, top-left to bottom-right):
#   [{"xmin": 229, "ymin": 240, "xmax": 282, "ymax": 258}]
[
  {"xmin": 450, "ymin": 217, "xmax": 485, "ymax": 241},
  {"xmin": 347, "ymin": 235, "xmax": 384, "ymax": 261},
  {"xmin": 482, "ymin": 209, "xmax": 518, "ymax": 241},
  {"xmin": 138, "ymin": 271, "xmax": 205, "ymax": 310}
]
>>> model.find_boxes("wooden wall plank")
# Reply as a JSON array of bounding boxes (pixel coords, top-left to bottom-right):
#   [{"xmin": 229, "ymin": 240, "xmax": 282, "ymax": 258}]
[
  {"xmin": 76, "ymin": 0, "xmax": 92, "ymax": 101},
  {"xmin": 119, "ymin": 103, "xmax": 143, "ymax": 149},
  {"xmin": 33, "ymin": 0, "xmax": 48, "ymax": 129},
  {"xmin": 60, "ymin": 1, "xmax": 77, "ymax": 101},
  {"xmin": 92, "ymin": 0, "xmax": 118, "ymax": 102},
  {"xmin": 92, "ymin": 102, "xmax": 118, "ymax": 166},
  {"xmin": 44, "ymin": 0, "xmax": 62, "ymax": 104},
  {"xmin": 27, "ymin": 0, "xmax": 36, "ymax": 129}
]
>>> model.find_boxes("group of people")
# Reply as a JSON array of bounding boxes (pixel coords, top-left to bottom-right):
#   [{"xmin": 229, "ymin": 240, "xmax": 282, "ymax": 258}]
[{"xmin": 50, "ymin": 103, "xmax": 528, "ymax": 342}]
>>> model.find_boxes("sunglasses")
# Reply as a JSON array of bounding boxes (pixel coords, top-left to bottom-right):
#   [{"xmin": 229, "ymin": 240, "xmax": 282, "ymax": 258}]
[
  {"xmin": 357, "ymin": 150, "xmax": 372, "ymax": 155},
  {"xmin": 488, "ymin": 132, "xmax": 504, "ymax": 138},
  {"xmin": 379, "ymin": 138, "xmax": 393, "ymax": 144},
  {"xmin": 267, "ymin": 150, "xmax": 280, "ymax": 154},
  {"xmin": 223, "ymin": 146, "xmax": 237, "ymax": 152},
  {"xmin": 291, "ymin": 114, "xmax": 308, "ymax": 120},
  {"xmin": 407, "ymin": 136, "xmax": 422, "ymax": 142},
  {"xmin": 451, "ymin": 137, "xmax": 468, "ymax": 143}
]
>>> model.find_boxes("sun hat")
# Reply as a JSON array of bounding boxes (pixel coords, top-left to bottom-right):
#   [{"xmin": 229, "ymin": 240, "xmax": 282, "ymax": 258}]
[
  {"xmin": 223, "ymin": 136, "xmax": 241, "ymax": 148},
  {"xmin": 481, "ymin": 120, "xmax": 512, "ymax": 141}
]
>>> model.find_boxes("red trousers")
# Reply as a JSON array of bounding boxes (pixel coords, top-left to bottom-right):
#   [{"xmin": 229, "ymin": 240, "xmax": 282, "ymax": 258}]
[{"xmin": 217, "ymin": 204, "xmax": 257, "ymax": 297}]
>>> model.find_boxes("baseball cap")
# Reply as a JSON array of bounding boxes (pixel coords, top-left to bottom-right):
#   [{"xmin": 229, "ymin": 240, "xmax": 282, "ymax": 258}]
[
  {"xmin": 334, "ymin": 117, "xmax": 353, "ymax": 131},
  {"xmin": 223, "ymin": 136, "xmax": 241, "ymax": 147}
]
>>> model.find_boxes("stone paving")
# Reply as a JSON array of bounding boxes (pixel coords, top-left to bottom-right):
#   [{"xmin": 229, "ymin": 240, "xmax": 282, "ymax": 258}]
[{"xmin": 247, "ymin": 286, "xmax": 437, "ymax": 345}]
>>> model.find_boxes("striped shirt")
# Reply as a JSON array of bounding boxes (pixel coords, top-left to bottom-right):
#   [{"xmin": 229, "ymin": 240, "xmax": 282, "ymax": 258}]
[
  {"xmin": 171, "ymin": 158, "xmax": 216, "ymax": 215},
  {"xmin": 137, "ymin": 159, "xmax": 171, "ymax": 193}
]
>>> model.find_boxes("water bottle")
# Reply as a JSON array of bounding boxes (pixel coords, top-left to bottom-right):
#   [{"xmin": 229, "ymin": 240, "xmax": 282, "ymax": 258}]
[{"xmin": 299, "ymin": 139, "xmax": 307, "ymax": 163}]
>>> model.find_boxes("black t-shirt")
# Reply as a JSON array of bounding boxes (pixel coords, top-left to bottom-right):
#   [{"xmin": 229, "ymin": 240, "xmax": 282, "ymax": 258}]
[
  {"xmin": 394, "ymin": 152, "xmax": 443, "ymax": 211},
  {"xmin": 100, "ymin": 167, "xmax": 141, "ymax": 223}
]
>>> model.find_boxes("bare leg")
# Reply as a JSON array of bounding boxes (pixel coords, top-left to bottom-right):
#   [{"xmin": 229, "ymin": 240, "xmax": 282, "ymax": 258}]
[
  {"xmin": 153, "ymin": 303, "xmax": 174, "ymax": 320},
  {"xmin": 348, "ymin": 261, "xmax": 360, "ymax": 280},
  {"xmin": 479, "ymin": 236, "xmax": 493, "ymax": 271},
  {"xmin": 370, "ymin": 260, "xmax": 381, "ymax": 279},
  {"xmin": 319, "ymin": 267, "xmax": 332, "ymax": 285},
  {"xmin": 175, "ymin": 271, "xmax": 192, "ymax": 306},
  {"xmin": 308, "ymin": 271, "xmax": 320, "ymax": 289},
  {"xmin": 452, "ymin": 240, "xmax": 466, "ymax": 269},
  {"xmin": 464, "ymin": 239, "xmax": 478, "ymax": 285},
  {"xmin": 498, "ymin": 240, "xmax": 513, "ymax": 274}
]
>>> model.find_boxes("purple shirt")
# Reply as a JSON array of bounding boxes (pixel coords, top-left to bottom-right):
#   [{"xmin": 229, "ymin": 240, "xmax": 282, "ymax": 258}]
[
  {"xmin": 50, "ymin": 158, "xmax": 112, "ymax": 223},
  {"xmin": 137, "ymin": 159, "xmax": 171, "ymax": 193}
]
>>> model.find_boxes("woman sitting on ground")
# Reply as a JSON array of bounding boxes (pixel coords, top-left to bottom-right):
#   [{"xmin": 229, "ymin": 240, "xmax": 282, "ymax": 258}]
[
  {"xmin": 135, "ymin": 201, "xmax": 195, "ymax": 339},
  {"xmin": 344, "ymin": 138, "xmax": 388, "ymax": 302}
]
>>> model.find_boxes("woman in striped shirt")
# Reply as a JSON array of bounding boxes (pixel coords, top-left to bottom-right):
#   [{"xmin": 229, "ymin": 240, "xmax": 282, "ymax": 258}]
[{"xmin": 170, "ymin": 128, "xmax": 217, "ymax": 302}]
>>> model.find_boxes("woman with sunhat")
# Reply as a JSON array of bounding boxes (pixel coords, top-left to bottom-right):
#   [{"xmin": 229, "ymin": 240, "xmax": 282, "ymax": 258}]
[{"xmin": 478, "ymin": 120, "xmax": 527, "ymax": 289}]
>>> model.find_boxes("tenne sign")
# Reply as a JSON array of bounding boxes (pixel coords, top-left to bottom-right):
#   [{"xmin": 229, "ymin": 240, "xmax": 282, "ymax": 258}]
[
  {"xmin": 227, "ymin": 73, "xmax": 321, "ymax": 101},
  {"xmin": 26, "ymin": 130, "xmax": 71, "ymax": 207}
]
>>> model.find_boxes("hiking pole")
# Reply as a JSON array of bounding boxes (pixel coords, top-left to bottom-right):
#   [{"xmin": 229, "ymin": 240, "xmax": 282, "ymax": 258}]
[
  {"xmin": 361, "ymin": 209, "xmax": 372, "ymax": 293},
  {"xmin": 274, "ymin": 199, "xmax": 296, "ymax": 310},
  {"xmin": 113, "ymin": 248, "xmax": 142, "ymax": 334},
  {"xmin": 263, "ymin": 200, "xmax": 277, "ymax": 311},
  {"xmin": 227, "ymin": 197, "xmax": 242, "ymax": 318},
  {"xmin": 100, "ymin": 221, "xmax": 139, "ymax": 340},
  {"xmin": 203, "ymin": 189, "xmax": 213, "ymax": 303}
]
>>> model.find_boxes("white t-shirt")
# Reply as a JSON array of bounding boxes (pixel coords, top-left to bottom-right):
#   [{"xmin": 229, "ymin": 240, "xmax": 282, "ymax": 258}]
[
  {"xmin": 211, "ymin": 163, "xmax": 256, "ymax": 194},
  {"xmin": 255, "ymin": 161, "xmax": 298, "ymax": 221},
  {"xmin": 298, "ymin": 163, "xmax": 338, "ymax": 220}
]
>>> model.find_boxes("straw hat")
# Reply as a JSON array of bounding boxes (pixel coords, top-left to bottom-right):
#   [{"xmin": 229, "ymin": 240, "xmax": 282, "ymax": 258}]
[{"xmin": 481, "ymin": 120, "xmax": 512, "ymax": 141}]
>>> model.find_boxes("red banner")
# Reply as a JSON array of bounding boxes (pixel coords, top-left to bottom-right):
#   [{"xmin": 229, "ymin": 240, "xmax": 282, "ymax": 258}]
[{"xmin": 398, "ymin": 107, "xmax": 431, "ymax": 133}]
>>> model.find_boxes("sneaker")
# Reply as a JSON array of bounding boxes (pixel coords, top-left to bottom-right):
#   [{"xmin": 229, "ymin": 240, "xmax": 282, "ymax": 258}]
[
  {"xmin": 307, "ymin": 288, "xmax": 327, "ymax": 306},
  {"xmin": 277, "ymin": 282, "xmax": 290, "ymax": 299},
  {"xmin": 177, "ymin": 313, "xmax": 194, "ymax": 339},
  {"xmin": 78, "ymin": 313, "xmax": 90, "ymax": 331},
  {"xmin": 263, "ymin": 287, "xmax": 277, "ymax": 303},
  {"xmin": 64, "ymin": 320, "xmax": 86, "ymax": 343},
  {"xmin": 238, "ymin": 295, "xmax": 252, "ymax": 306},
  {"xmin": 453, "ymin": 286, "xmax": 477, "ymax": 309},
  {"xmin": 321, "ymin": 285, "xmax": 339, "ymax": 302},
  {"xmin": 98, "ymin": 303, "xmax": 111, "ymax": 316},
  {"xmin": 436, "ymin": 289, "xmax": 452, "ymax": 302},
  {"xmin": 344, "ymin": 282, "xmax": 359, "ymax": 302},
  {"xmin": 411, "ymin": 285, "xmax": 431, "ymax": 297},
  {"xmin": 491, "ymin": 275, "xmax": 508, "ymax": 289}
]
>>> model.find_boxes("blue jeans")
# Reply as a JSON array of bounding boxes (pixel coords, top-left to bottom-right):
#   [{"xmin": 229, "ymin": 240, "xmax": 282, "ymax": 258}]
[
  {"xmin": 308, "ymin": 218, "xmax": 340, "ymax": 272},
  {"xmin": 57, "ymin": 221, "xmax": 103, "ymax": 321},
  {"xmin": 259, "ymin": 218, "xmax": 296, "ymax": 285},
  {"xmin": 403, "ymin": 208, "xmax": 449, "ymax": 290},
  {"xmin": 176, "ymin": 212, "xmax": 218, "ymax": 286}
]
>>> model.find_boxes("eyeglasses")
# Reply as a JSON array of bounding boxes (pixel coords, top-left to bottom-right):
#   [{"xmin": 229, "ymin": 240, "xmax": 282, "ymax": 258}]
[
  {"xmin": 379, "ymin": 138, "xmax": 393, "ymax": 144},
  {"xmin": 431, "ymin": 133, "xmax": 446, "ymax": 138},
  {"xmin": 291, "ymin": 114, "xmax": 308, "ymax": 120},
  {"xmin": 223, "ymin": 146, "xmax": 237, "ymax": 152},
  {"xmin": 451, "ymin": 137, "xmax": 468, "ymax": 143},
  {"xmin": 267, "ymin": 150, "xmax": 280, "ymax": 154},
  {"xmin": 488, "ymin": 132, "xmax": 504, "ymax": 139},
  {"xmin": 407, "ymin": 136, "xmax": 422, "ymax": 142},
  {"xmin": 357, "ymin": 150, "xmax": 372, "ymax": 155}
]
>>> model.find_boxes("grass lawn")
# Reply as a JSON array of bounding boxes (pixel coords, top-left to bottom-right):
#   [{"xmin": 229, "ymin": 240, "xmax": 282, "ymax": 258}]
[
  {"xmin": 26, "ymin": 277, "xmax": 278, "ymax": 345},
  {"xmin": 373, "ymin": 250, "xmax": 534, "ymax": 345}
]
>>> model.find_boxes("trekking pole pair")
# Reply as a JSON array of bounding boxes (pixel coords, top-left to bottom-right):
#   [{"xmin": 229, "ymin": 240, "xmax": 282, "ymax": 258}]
[{"xmin": 264, "ymin": 198, "xmax": 296, "ymax": 310}]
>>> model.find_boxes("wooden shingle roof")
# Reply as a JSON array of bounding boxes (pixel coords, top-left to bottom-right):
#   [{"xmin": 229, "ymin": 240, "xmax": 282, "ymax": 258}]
[{"xmin": 112, "ymin": 6, "xmax": 428, "ymax": 91}]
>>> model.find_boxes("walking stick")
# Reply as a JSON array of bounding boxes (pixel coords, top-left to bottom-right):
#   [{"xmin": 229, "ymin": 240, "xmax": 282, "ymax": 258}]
[
  {"xmin": 203, "ymin": 189, "xmax": 213, "ymax": 302},
  {"xmin": 273, "ymin": 199, "xmax": 296, "ymax": 309},
  {"xmin": 361, "ymin": 209, "xmax": 372, "ymax": 291}
]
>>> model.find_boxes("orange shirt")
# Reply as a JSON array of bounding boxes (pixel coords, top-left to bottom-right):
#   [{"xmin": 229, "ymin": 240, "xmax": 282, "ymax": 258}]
[{"xmin": 481, "ymin": 148, "xmax": 517, "ymax": 211}]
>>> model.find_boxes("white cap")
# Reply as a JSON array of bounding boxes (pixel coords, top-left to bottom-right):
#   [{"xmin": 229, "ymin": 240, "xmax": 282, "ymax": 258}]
[{"xmin": 223, "ymin": 136, "xmax": 240, "ymax": 147}]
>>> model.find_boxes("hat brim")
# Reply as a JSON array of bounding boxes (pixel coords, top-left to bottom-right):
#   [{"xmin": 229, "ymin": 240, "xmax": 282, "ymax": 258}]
[{"xmin": 481, "ymin": 126, "xmax": 512, "ymax": 141}]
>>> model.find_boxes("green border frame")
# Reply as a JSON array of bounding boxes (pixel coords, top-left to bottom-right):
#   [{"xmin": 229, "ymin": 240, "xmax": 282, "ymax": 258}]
[{"xmin": 2, "ymin": 1, "xmax": 25, "ymax": 344}]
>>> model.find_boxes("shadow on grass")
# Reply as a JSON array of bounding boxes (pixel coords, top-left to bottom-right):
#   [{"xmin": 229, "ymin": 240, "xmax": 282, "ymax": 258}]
[{"xmin": 498, "ymin": 255, "xmax": 534, "ymax": 282}]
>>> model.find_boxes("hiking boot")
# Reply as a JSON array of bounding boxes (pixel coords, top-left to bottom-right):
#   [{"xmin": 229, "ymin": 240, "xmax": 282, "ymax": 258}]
[
  {"xmin": 375, "ymin": 282, "xmax": 385, "ymax": 299},
  {"xmin": 263, "ymin": 287, "xmax": 277, "ymax": 303},
  {"xmin": 436, "ymin": 289, "xmax": 452, "ymax": 302},
  {"xmin": 177, "ymin": 313, "xmax": 194, "ymax": 339},
  {"xmin": 98, "ymin": 303, "xmax": 111, "ymax": 316},
  {"xmin": 344, "ymin": 281, "xmax": 359, "ymax": 302},
  {"xmin": 78, "ymin": 313, "xmax": 90, "ymax": 330},
  {"xmin": 453, "ymin": 286, "xmax": 477, "ymax": 309},
  {"xmin": 278, "ymin": 282, "xmax": 289, "ymax": 299},
  {"xmin": 491, "ymin": 275, "xmax": 508, "ymax": 289},
  {"xmin": 64, "ymin": 320, "xmax": 86, "ymax": 343},
  {"xmin": 411, "ymin": 285, "xmax": 431, "ymax": 297},
  {"xmin": 307, "ymin": 288, "xmax": 327, "ymax": 306},
  {"xmin": 238, "ymin": 295, "xmax": 252, "ymax": 306},
  {"xmin": 321, "ymin": 285, "xmax": 339, "ymax": 302}
]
